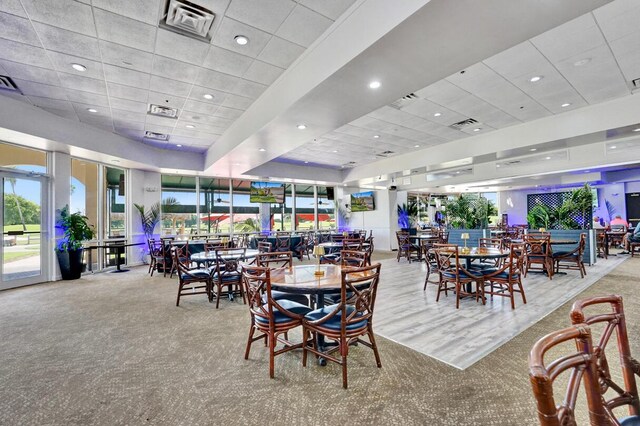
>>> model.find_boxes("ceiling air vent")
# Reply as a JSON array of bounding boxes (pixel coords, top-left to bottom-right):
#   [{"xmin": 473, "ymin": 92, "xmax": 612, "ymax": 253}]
[
  {"xmin": 160, "ymin": 0, "xmax": 215, "ymax": 42},
  {"xmin": 390, "ymin": 93, "xmax": 418, "ymax": 110},
  {"xmin": 632, "ymin": 78, "xmax": 640, "ymax": 88},
  {"xmin": 376, "ymin": 150, "xmax": 394, "ymax": 157},
  {"xmin": 449, "ymin": 118, "xmax": 479, "ymax": 130},
  {"xmin": 0, "ymin": 75, "xmax": 20, "ymax": 92},
  {"xmin": 148, "ymin": 104, "xmax": 178, "ymax": 118},
  {"xmin": 144, "ymin": 131, "xmax": 170, "ymax": 141}
]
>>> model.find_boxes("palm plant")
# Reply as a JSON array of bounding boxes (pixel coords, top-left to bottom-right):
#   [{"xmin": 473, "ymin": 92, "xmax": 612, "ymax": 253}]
[
  {"xmin": 133, "ymin": 202, "xmax": 161, "ymax": 240},
  {"xmin": 397, "ymin": 202, "xmax": 418, "ymax": 229},
  {"xmin": 234, "ymin": 218, "xmax": 260, "ymax": 232},
  {"xmin": 527, "ymin": 204, "xmax": 552, "ymax": 229},
  {"xmin": 444, "ymin": 195, "xmax": 475, "ymax": 229}
]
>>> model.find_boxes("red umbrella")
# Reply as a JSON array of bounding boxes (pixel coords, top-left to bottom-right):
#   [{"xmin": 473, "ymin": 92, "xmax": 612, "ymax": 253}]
[{"xmin": 201, "ymin": 214, "xmax": 230, "ymax": 222}]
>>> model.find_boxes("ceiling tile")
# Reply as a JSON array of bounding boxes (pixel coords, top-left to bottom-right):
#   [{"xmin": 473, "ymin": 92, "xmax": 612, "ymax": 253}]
[
  {"xmin": 220, "ymin": 93, "xmax": 254, "ymax": 110},
  {"xmin": 182, "ymin": 99, "xmax": 219, "ymax": 115},
  {"xmin": 154, "ymin": 29, "xmax": 209, "ymax": 66},
  {"xmin": 72, "ymin": 102, "xmax": 110, "ymax": 117},
  {"xmin": 0, "ymin": 60, "xmax": 60, "ymax": 86},
  {"xmin": 225, "ymin": 0, "xmax": 295, "ymax": 33},
  {"xmin": 211, "ymin": 17, "xmax": 272, "ymax": 58},
  {"xmin": 231, "ymin": 79, "xmax": 267, "ymax": 99},
  {"xmin": 12, "ymin": 79, "xmax": 67, "ymax": 99},
  {"xmin": 32, "ymin": 22, "xmax": 100, "ymax": 61},
  {"xmin": 298, "ymin": 0, "xmax": 355, "ymax": 20},
  {"xmin": 103, "ymin": 64, "xmax": 150, "ymax": 89},
  {"xmin": 0, "ymin": 38, "xmax": 52, "ymax": 68},
  {"xmin": 202, "ymin": 45, "xmax": 254, "ymax": 75},
  {"xmin": 608, "ymin": 30, "xmax": 640, "ymax": 82},
  {"xmin": 92, "ymin": 0, "xmax": 161, "ymax": 26},
  {"xmin": 152, "ymin": 55, "xmax": 201, "ymax": 83},
  {"xmin": 242, "ymin": 60, "xmax": 284, "ymax": 85},
  {"xmin": 147, "ymin": 91, "xmax": 186, "ymax": 110},
  {"xmin": 58, "ymin": 72, "xmax": 107, "ymax": 95},
  {"xmin": 276, "ymin": 5, "xmax": 332, "ymax": 47},
  {"xmin": 0, "ymin": 0, "xmax": 27, "ymax": 17},
  {"xmin": 531, "ymin": 14, "xmax": 605, "ymax": 63},
  {"xmin": 187, "ymin": 86, "xmax": 226, "ymax": 104},
  {"xmin": 47, "ymin": 51, "xmax": 104, "ymax": 80},
  {"xmin": 99, "ymin": 41, "xmax": 153, "ymax": 73},
  {"xmin": 111, "ymin": 108, "xmax": 146, "ymax": 123},
  {"xmin": 194, "ymin": 68, "xmax": 240, "ymax": 91},
  {"xmin": 484, "ymin": 41, "xmax": 553, "ymax": 81},
  {"xmin": 65, "ymin": 88, "xmax": 110, "ymax": 107},
  {"xmin": 109, "ymin": 97, "xmax": 148, "ymax": 114},
  {"xmin": 40, "ymin": 106, "xmax": 78, "ymax": 120},
  {"xmin": 94, "ymin": 8, "xmax": 157, "ymax": 52},
  {"xmin": 21, "ymin": 0, "xmax": 96, "ymax": 37},
  {"xmin": 0, "ymin": 12, "xmax": 40, "ymax": 46},
  {"xmin": 179, "ymin": 112, "xmax": 231, "ymax": 127},
  {"xmin": 113, "ymin": 120, "xmax": 145, "ymax": 131},
  {"xmin": 213, "ymin": 105, "xmax": 243, "ymax": 120},
  {"xmin": 593, "ymin": 0, "xmax": 640, "ymax": 42},
  {"xmin": 149, "ymin": 75, "xmax": 192, "ymax": 98},
  {"xmin": 145, "ymin": 114, "xmax": 178, "ymax": 128},
  {"xmin": 257, "ymin": 36, "xmax": 305, "ymax": 68},
  {"xmin": 28, "ymin": 96, "xmax": 74, "ymax": 111},
  {"xmin": 107, "ymin": 82, "xmax": 149, "ymax": 103}
]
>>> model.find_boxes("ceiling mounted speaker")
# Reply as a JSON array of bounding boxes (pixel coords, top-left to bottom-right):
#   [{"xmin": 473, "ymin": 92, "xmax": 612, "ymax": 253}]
[{"xmin": 161, "ymin": 0, "xmax": 215, "ymax": 42}]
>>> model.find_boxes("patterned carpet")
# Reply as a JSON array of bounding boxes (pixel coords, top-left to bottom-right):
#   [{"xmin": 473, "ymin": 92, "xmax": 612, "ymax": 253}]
[{"xmin": 0, "ymin": 255, "xmax": 637, "ymax": 425}]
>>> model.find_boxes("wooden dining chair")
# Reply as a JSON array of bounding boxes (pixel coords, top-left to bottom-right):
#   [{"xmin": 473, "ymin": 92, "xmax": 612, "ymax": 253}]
[
  {"xmin": 275, "ymin": 234, "xmax": 291, "ymax": 253},
  {"xmin": 211, "ymin": 247, "xmax": 246, "ymax": 308},
  {"xmin": 553, "ymin": 233, "xmax": 587, "ymax": 278},
  {"xmin": 482, "ymin": 243, "xmax": 527, "ymax": 309},
  {"xmin": 523, "ymin": 234, "xmax": 553, "ymax": 280},
  {"xmin": 570, "ymin": 295, "xmax": 640, "ymax": 425},
  {"xmin": 256, "ymin": 251, "xmax": 293, "ymax": 269},
  {"xmin": 257, "ymin": 241, "xmax": 272, "ymax": 253},
  {"xmin": 173, "ymin": 247, "xmax": 211, "ymax": 306},
  {"xmin": 396, "ymin": 231, "xmax": 420, "ymax": 263},
  {"xmin": 169, "ymin": 242, "xmax": 190, "ymax": 279},
  {"xmin": 529, "ymin": 324, "xmax": 606, "ymax": 425},
  {"xmin": 302, "ymin": 263, "xmax": 383, "ymax": 389},
  {"xmin": 148, "ymin": 238, "xmax": 168, "ymax": 277},
  {"xmin": 433, "ymin": 244, "xmax": 484, "ymax": 309},
  {"xmin": 294, "ymin": 233, "xmax": 311, "ymax": 260},
  {"xmin": 339, "ymin": 249, "xmax": 369, "ymax": 268},
  {"xmin": 240, "ymin": 263, "xmax": 312, "ymax": 379}
]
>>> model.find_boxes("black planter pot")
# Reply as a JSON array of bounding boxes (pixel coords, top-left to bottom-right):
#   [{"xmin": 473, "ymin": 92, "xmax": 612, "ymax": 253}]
[{"xmin": 56, "ymin": 248, "xmax": 84, "ymax": 280}]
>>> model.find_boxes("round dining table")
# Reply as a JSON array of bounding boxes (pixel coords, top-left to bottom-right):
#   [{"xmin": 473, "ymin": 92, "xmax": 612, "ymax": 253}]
[
  {"xmin": 441, "ymin": 247, "xmax": 509, "ymax": 293},
  {"xmin": 318, "ymin": 241, "xmax": 371, "ymax": 253},
  {"xmin": 190, "ymin": 249, "xmax": 259, "ymax": 268}
]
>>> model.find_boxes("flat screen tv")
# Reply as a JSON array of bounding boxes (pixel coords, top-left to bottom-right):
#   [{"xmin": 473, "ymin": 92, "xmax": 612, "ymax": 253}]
[
  {"xmin": 250, "ymin": 181, "xmax": 285, "ymax": 203},
  {"xmin": 350, "ymin": 191, "xmax": 375, "ymax": 212}
]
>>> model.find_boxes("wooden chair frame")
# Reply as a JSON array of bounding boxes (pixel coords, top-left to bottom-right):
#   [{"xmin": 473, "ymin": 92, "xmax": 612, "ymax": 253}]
[
  {"xmin": 302, "ymin": 263, "xmax": 382, "ymax": 389},
  {"xmin": 554, "ymin": 233, "xmax": 587, "ymax": 278},
  {"xmin": 524, "ymin": 234, "xmax": 554, "ymax": 280},
  {"xmin": 173, "ymin": 248, "xmax": 211, "ymax": 306},
  {"xmin": 482, "ymin": 243, "xmax": 527, "ymax": 309},
  {"xmin": 396, "ymin": 231, "xmax": 421, "ymax": 263},
  {"xmin": 433, "ymin": 244, "xmax": 484, "ymax": 309},
  {"xmin": 211, "ymin": 248, "xmax": 246, "ymax": 308}
]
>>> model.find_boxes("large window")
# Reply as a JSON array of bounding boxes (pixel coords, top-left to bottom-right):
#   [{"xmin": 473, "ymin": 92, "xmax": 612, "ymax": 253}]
[
  {"xmin": 231, "ymin": 179, "xmax": 259, "ymax": 232},
  {"xmin": 70, "ymin": 159, "xmax": 99, "ymax": 231},
  {"xmin": 0, "ymin": 143, "xmax": 47, "ymax": 173},
  {"xmin": 317, "ymin": 186, "xmax": 335, "ymax": 230},
  {"xmin": 271, "ymin": 184, "xmax": 293, "ymax": 231},
  {"xmin": 199, "ymin": 178, "xmax": 230, "ymax": 234},
  {"xmin": 104, "ymin": 166, "xmax": 126, "ymax": 238},
  {"xmin": 161, "ymin": 175, "xmax": 197, "ymax": 236},
  {"xmin": 294, "ymin": 184, "xmax": 315, "ymax": 230}
]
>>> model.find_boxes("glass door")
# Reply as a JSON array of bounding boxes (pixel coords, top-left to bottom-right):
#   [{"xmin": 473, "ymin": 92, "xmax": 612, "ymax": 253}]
[{"xmin": 1, "ymin": 171, "xmax": 48, "ymax": 289}]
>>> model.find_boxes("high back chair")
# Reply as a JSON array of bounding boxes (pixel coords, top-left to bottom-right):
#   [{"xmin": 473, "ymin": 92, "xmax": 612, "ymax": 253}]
[
  {"xmin": 169, "ymin": 241, "xmax": 190, "ymax": 279},
  {"xmin": 302, "ymin": 263, "xmax": 382, "ymax": 389},
  {"xmin": 529, "ymin": 324, "xmax": 607, "ymax": 425},
  {"xmin": 343, "ymin": 237, "xmax": 364, "ymax": 251},
  {"xmin": 553, "ymin": 233, "xmax": 587, "ymax": 278},
  {"xmin": 524, "ymin": 234, "xmax": 553, "ymax": 280},
  {"xmin": 240, "ymin": 264, "xmax": 312, "ymax": 379},
  {"xmin": 257, "ymin": 241, "xmax": 272, "ymax": 253},
  {"xmin": 340, "ymin": 250, "xmax": 369, "ymax": 267},
  {"xmin": 275, "ymin": 234, "xmax": 291, "ymax": 253},
  {"xmin": 433, "ymin": 244, "xmax": 484, "ymax": 309},
  {"xmin": 173, "ymin": 247, "xmax": 211, "ymax": 306},
  {"xmin": 256, "ymin": 251, "xmax": 293, "ymax": 269},
  {"xmin": 482, "ymin": 243, "xmax": 527, "ymax": 309},
  {"xmin": 211, "ymin": 247, "xmax": 246, "ymax": 308},
  {"xmin": 396, "ymin": 231, "xmax": 420, "ymax": 263},
  {"xmin": 570, "ymin": 295, "xmax": 640, "ymax": 425}
]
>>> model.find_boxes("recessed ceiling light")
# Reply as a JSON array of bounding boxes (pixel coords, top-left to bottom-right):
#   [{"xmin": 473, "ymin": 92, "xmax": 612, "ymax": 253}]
[
  {"xmin": 176, "ymin": 144, "xmax": 182, "ymax": 147},
  {"xmin": 203, "ymin": 94, "xmax": 214, "ymax": 100},
  {"xmin": 610, "ymin": 146, "xmax": 617, "ymax": 149},
  {"xmin": 473, "ymin": 128, "xmax": 481, "ymax": 132},
  {"xmin": 368, "ymin": 81, "xmax": 381, "ymax": 89},
  {"xmin": 373, "ymin": 135, "xmax": 380, "ymax": 139},
  {"xmin": 414, "ymin": 145, "xmax": 420, "ymax": 148},
  {"xmin": 185, "ymin": 124, "xmax": 195, "ymax": 129},
  {"xmin": 496, "ymin": 165, "xmax": 501, "ymax": 168},
  {"xmin": 71, "ymin": 63, "xmax": 86, "ymax": 72},
  {"xmin": 561, "ymin": 103, "xmax": 571, "ymax": 108},
  {"xmin": 545, "ymin": 156, "xmax": 551, "ymax": 160},
  {"xmin": 633, "ymin": 128, "xmax": 640, "ymax": 132},
  {"xmin": 111, "ymin": 160, "xmax": 120, "ymax": 163},
  {"xmin": 304, "ymin": 161, "xmax": 309, "ymax": 164},
  {"xmin": 573, "ymin": 58, "xmax": 591, "ymax": 67},
  {"xmin": 87, "ymin": 108, "xmax": 97, "ymax": 113},
  {"xmin": 530, "ymin": 148, "xmax": 537, "ymax": 152},
  {"xmin": 258, "ymin": 148, "xmax": 266, "ymax": 152},
  {"xmin": 433, "ymin": 112, "xmax": 442, "ymax": 117},
  {"xmin": 296, "ymin": 124, "xmax": 306, "ymax": 130},
  {"xmin": 456, "ymin": 171, "xmax": 460, "ymax": 174},
  {"xmin": 332, "ymin": 150, "xmax": 338, "ymax": 153},
  {"xmin": 234, "ymin": 35, "xmax": 249, "ymax": 45},
  {"xmin": 529, "ymin": 75, "xmax": 543, "ymax": 82}
]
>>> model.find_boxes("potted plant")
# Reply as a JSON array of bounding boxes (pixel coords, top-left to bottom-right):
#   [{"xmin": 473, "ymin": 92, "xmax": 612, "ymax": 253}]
[
  {"xmin": 55, "ymin": 206, "xmax": 96, "ymax": 280},
  {"xmin": 134, "ymin": 203, "xmax": 161, "ymax": 263},
  {"xmin": 397, "ymin": 201, "xmax": 418, "ymax": 232}
]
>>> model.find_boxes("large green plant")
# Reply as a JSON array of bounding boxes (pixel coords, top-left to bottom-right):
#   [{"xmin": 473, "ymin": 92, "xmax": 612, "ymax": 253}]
[
  {"xmin": 444, "ymin": 195, "xmax": 475, "ymax": 228},
  {"xmin": 56, "ymin": 206, "xmax": 96, "ymax": 251},
  {"xmin": 474, "ymin": 197, "xmax": 497, "ymax": 228},
  {"xmin": 397, "ymin": 202, "xmax": 418, "ymax": 228},
  {"xmin": 527, "ymin": 204, "xmax": 552, "ymax": 229},
  {"xmin": 133, "ymin": 202, "xmax": 160, "ymax": 239},
  {"xmin": 234, "ymin": 218, "xmax": 260, "ymax": 232},
  {"xmin": 558, "ymin": 183, "xmax": 594, "ymax": 229}
]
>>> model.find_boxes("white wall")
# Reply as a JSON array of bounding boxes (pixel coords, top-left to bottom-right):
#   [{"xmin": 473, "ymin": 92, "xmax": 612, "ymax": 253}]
[
  {"xmin": 127, "ymin": 170, "xmax": 161, "ymax": 265},
  {"xmin": 50, "ymin": 151, "xmax": 71, "ymax": 280},
  {"xmin": 499, "ymin": 189, "xmax": 529, "ymax": 226},
  {"xmin": 595, "ymin": 183, "xmax": 625, "ymax": 223}
]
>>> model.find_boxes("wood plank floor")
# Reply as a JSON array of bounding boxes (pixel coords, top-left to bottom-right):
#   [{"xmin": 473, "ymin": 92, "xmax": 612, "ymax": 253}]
[{"xmin": 372, "ymin": 254, "xmax": 628, "ymax": 369}]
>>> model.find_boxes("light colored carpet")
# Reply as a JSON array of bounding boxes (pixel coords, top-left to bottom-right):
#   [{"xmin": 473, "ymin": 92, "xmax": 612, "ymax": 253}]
[{"xmin": 0, "ymin": 255, "xmax": 637, "ymax": 425}]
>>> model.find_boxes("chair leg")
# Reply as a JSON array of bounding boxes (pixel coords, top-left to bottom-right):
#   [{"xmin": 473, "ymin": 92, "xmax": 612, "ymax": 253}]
[
  {"xmin": 269, "ymin": 329, "xmax": 276, "ymax": 379},
  {"xmin": 245, "ymin": 325, "xmax": 255, "ymax": 359},
  {"xmin": 302, "ymin": 327, "xmax": 308, "ymax": 367},
  {"xmin": 455, "ymin": 283, "xmax": 461, "ymax": 309},
  {"xmin": 215, "ymin": 284, "xmax": 222, "ymax": 309},
  {"xmin": 518, "ymin": 277, "xmax": 527, "ymax": 305},
  {"xmin": 341, "ymin": 336, "xmax": 348, "ymax": 389},
  {"xmin": 368, "ymin": 327, "xmax": 382, "ymax": 368},
  {"xmin": 176, "ymin": 284, "xmax": 182, "ymax": 306},
  {"xmin": 423, "ymin": 267, "xmax": 430, "ymax": 291}
]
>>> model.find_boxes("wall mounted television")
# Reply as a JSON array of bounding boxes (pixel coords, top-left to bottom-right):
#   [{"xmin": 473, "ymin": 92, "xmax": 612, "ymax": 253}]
[
  {"xmin": 249, "ymin": 181, "xmax": 285, "ymax": 203},
  {"xmin": 350, "ymin": 191, "xmax": 375, "ymax": 212}
]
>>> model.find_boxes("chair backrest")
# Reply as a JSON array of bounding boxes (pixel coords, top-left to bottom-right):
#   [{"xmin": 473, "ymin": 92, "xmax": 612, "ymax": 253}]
[
  {"xmin": 205, "ymin": 242, "xmax": 225, "ymax": 252},
  {"xmin": 340, "ymin": 250, "xmax": 368, "ymax": 267},
  {"xmin": 479, "ymin": 238, "xmax": 502, "ymax": 250},
  {"xmin": 578, "ymin": 232, "xmax": 587, "ymax": 256},
  {"xmin": 258, "ymin": 241, "xmax": 272, "ymax": 253},
  {"xmin": 276, "ymin": 234, "xmax": 291, "ymax": 250},
  {"xmin": 339, "ymin": 263, "xmax": 381, "ymax": 326},
  {"xmin": 213, "ymin": 248, "xmax": 245, "ymax": 279},
  {"xmin": 433, "ymin": 244, "xmax": 461, "ymax": 278},
  {"xmin": 396, "ymin": 231, "xmax": 410, "ymax": 246},
  {"xmin": 529, "ymin": 324, "xmax": 607, "ymax": 426},
  {"xmin": 256, "ymin": 251, "xmax": 293, "ymax": 268},
  {"xmin": 524, "ymin": 234, "xmax": 551, "ymax": 256},
  {"xmin": 240, "ymin": 263, "xmax": 304, "ymax": 325},
  {"xmin": 570, "ymin": 295, "xmax": 640, "ymax": 421},
  {"xmin": 172, "ymin": 245, "xmax": 192, "ymax": 283},
  {"xmin": 343, "ymin": 237, "xmax": 363, "ymax": 250},
  {"xmin": 330, "ymin": 234, "xmax": 345, "ymax": 243},
  {"xmin": 439, "ymin": 230, "xmax": 450, "ymax": 244}
]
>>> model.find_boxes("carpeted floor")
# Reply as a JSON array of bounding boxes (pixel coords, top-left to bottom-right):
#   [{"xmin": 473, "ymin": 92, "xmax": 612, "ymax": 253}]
[{"xmin": 0, "ymin": 255, "xmax": 637, "ymax": 425}]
